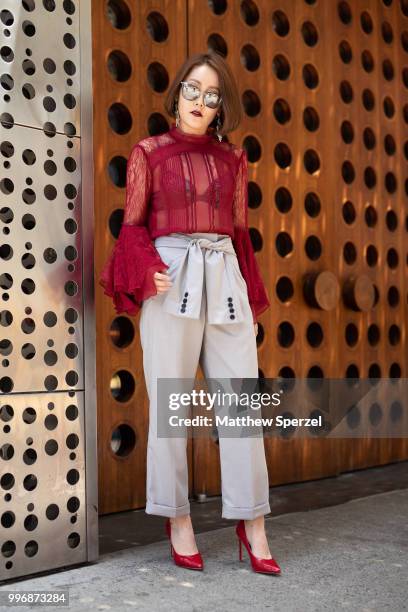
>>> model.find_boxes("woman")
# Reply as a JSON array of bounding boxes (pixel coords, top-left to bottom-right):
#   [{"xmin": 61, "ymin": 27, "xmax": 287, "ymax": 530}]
[{"xmin": 100, "ymin": 51, "xmax": 281, "ymax": 575}]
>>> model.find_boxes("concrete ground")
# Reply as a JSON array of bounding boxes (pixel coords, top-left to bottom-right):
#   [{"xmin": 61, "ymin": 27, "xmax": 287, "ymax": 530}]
[{"xmin": 1, "ymin": 487, "xmax": 407, "ymax": 612}]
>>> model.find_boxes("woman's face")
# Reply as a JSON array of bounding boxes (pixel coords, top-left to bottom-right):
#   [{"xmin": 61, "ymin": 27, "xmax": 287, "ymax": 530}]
[{"xmin": 176, "ymin": 64, "xmax": 221, "ymax": 135}]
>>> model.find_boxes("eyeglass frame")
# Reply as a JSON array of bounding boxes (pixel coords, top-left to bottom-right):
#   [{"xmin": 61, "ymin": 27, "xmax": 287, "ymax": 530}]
[{"xmin": 179, "ymin": 80, "xmax": 223, "ymax": 108}]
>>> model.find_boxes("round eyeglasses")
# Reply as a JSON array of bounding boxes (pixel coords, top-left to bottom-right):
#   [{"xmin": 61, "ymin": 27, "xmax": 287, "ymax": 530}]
[{"xmin": 180, "ymin": 81, "xmax": 222, "ymax": 109}]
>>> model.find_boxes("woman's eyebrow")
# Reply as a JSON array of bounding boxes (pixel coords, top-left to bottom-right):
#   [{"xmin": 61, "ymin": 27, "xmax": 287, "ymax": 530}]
[{"xmin": 189, "ymin": 78, "xmax": 220, "ymax": 91}]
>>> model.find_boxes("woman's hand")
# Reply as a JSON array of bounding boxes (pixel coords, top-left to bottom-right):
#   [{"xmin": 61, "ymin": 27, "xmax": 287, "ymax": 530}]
[{"xmin": 153, "ymin": 270, "xmax": 173, "ymax": 294}]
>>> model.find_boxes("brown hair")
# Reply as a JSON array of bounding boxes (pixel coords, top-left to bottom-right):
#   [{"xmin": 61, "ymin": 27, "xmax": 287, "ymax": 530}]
[{"xmin": 164, "ymin": 51, "xmax": 243, "ymax": 138}]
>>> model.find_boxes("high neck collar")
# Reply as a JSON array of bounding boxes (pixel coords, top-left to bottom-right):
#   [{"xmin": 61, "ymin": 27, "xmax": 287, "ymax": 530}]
[{"xmin": 170, "ymin": 122, "xmax": 214, "ymax": 144}]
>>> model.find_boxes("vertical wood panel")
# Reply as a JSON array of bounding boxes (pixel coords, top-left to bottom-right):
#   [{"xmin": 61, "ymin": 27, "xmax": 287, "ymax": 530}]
[{"xmin": 93, "ymin": 0, "xmax": 408, "ymax": 513}]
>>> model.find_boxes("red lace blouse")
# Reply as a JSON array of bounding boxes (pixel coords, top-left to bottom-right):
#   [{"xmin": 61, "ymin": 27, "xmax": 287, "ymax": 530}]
[{"xmin": 99, "ymin": 122, "xmax": 270, "ymax": 323}]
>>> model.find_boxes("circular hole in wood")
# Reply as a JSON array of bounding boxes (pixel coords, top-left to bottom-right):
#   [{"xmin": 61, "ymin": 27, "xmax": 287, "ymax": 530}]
[
  {"xmin": 276, "ymin": 232, "xmax": 293, "ymax": 257},
  {"xmin": 274, "ymin": 142, "xmax": 291, "ymax": 168},
  {"xmin": 242, "ymin": 89, "xmax": 261, "ymax": 117},
  {"xmin": 273, "ymin": 98, "xmax": 291, "ymax": 124},
  {"xmin": 364, "ymin": 205, "xmax": 377, "ymax": 227},
  {"xmin": 339, "ymin": 40, "xmax": 352, "ymax": 63},
  {"xmin": 363, "ymin": 127, "xmax": 376, "ymax": 149},
  {"xmin": 272, "ymin": 54, "xmax": 290, "ymax": 80},
  {"xmin": 338, "ymin": 1, "xmax": 352, "ymax": 25},
  {"xmin": 110, "ymin": 316, "xmax": 135, "ymax": 349},
  {"xmin": 364, "ymin": 166, "xmax": 377, "ymax": 188},
  {"xmin": 303, "ymin": 106, "xmax": 319, "ymax": 131},
  {"xmin": 147, "ymin": 112, "xmax": 169, "ymax": 136},
  {"xmin": 387, "ymin": 285, "xmax": 399, "ymax": 307},
  {"xmin": 240, "ymin": 0, "xmax": 259, "ymax": 24},
  {"xmin": 110, "ymin": 423, "xmax": 136, "ymax": 457},
  {"xmin": 345, "ymin": 322, "xmax": 359, "ymax": 347},
  {"xmin": 383, "ymin": 58, "xmax": 394, "ymax": 81},
  {"xmin": 110, "ymin": 369, "xmax": 135, "ymax": 403},
  {"xmin": 386, "ymin": 209, "xmax": 398, "ymax": 231},
  {"xmin": 342, "ymin": 200, "xmax": 356, "ymax": 224},
  {"xmin": 382, "ymin": 20, "xmax": 393, "ymax": 44},
  {"xmin": 383, "ymin": 96, "xmax": 395, "ymax": 118},
  {"xmin": 305, "ymin": 235, "xmax": 322, "ymax": 261},
  {"xmin": 341, "ymin": 120, "xmax": 354, "ymax": 143},
  {"xmin": 241, "ymin": 43, "xmax": 260, "ymax": 70},
  {"xmin": 276, "ymin": 186, "xmax": 292, "ymax": 213},
  {"xmin": 276, "ymin": 276, "xmax": 294, "ymax": 302},
  {"xmin": 106, "ymin": 0, "xmax": 131, "ymax": 30},
  {"xmin": 277, "ymin": 321, "xmax": 295, "ymax": 348},
  {"xmin": 343, "ymin": 241, "xmax": 357, "ymax": 264},
  {"xmin": 340, "ymin": 80, "xmax": 353, "ymax": 103},
  {"xmin": 305, "ymin": 192, "xmax": 321, "ymax": 217},
  {"xmin": 367, "ymin": 323, "xmax": 380, "ymax": 346},
  {"xmin": 361, "ymin": 49, "xmax": 374, "ymax": 72},
  {"xmin": 366, "ymin": 244, "xmax": 378, "ymax": 267},
  {"xmin": 306, "ymin": 321, "xmax": 323, "ymax": 347},
  {"xmin": 302, "ymin": 63, "xmax": 319, "ymax": 89},
  {"xmin": 147, "ymin": 61, "xmax": 169, "ymax": 93},
  {"xmin": 341, "ymin": 160, "xmax": 355, "ymax": 184},
  {"xmin": 208, "ymin": 33, "xmax": 228, "ymax": 57},
  {"xmin": 301, "ymin": 21, "xmax": 318, "ymax": 46},
  {"xmin": 362, "ymin": 88, "xmax": 375, "ymax": 111},
  {"xmin": 107, "ymin": 50, "xmax": 131, "ymax": 82},
  {"xmin": 146, "ymin": 11, "xmax": 169, "ymax": 42},
  {"xmin": 360, "ymin": 10, "xmax": 373, "ymax": 34},
  {"xmin": 272, "ymin": 10, "xmax": 289, "ymax": 36},
  {"xmin": 108, "ymin": 102, "xmax": 132, "ymax": 135},
  {"xmin": 386, "ymin": 247, "xmax": 399, "ymax": 268}
]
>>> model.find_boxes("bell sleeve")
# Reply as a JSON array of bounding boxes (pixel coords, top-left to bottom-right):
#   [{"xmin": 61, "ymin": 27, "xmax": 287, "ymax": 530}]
[
  {"xmin": 231, "ymin": 148, "xmax": 270, "ymax": 324},
  {"xmin": 99, "ymin": 143, "xmax": 169, "ymax": 316}
]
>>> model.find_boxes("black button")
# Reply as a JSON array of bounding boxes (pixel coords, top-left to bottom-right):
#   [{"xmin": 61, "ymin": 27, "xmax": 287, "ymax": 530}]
[
  {"xmin": 184, "ymin": 292, "xmax": 189, "ymax": 297},
  {"xmin": 227, "ymin": 297, "xmax": 233, "ymax": 302},
  {"xmin": 229, "ymin": 307, "xmax": 235, "ymax": 313},
  {"xmin": 230, "ymin": 314, "xmax": 235, "ymax": 320},
  {"xmin": 182, "ymin": 298, "xmax": 187, "ymax": 303}
]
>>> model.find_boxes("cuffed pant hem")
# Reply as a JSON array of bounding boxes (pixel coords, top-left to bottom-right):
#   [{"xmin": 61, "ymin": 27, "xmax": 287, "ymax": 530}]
[
  {"xmin": 145, "ymin": 500, "xmax": 191, "ymax": 518},
  {"xmin": 222, "ymin": 500, "xmax": 271, "ymax": 520}
]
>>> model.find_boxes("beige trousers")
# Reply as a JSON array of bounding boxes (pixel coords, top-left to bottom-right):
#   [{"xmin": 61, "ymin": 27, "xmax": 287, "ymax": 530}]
[{"xmin": 139, "ymin": 233, "xmax": 271, "ymax": 519}]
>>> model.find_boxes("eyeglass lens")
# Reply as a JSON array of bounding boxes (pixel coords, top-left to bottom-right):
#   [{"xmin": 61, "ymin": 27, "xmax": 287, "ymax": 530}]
[{"xmin": 181, "ymin": 82, "xmax": 221, "ymax": 108}]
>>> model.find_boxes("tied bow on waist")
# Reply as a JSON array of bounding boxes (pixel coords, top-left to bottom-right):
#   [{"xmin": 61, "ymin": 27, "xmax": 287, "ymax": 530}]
[{"xmin": 154, "ymin": 234, "xmax": 245, "ymax": 324}]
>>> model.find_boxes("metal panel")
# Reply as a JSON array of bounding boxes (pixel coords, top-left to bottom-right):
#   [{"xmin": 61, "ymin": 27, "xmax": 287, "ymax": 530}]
[
  {"xmin": 0, "ymin": 125, "xmax": 83, "ymax": 392},
  {"xmin": 0, "ymin": 0, "xmax": 97, "ymax": 581},
  {"xmin": 0, "ymin": 0, "xmax": 81, "ymax": 136},
  {"xmin": 0, "ymin": 393, "xmax": 87, "ymax": 578}
]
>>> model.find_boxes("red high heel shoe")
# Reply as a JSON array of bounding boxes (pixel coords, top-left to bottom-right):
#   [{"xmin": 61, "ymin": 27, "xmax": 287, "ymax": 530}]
[
  {"xmin": 165, "ymin": 518, "xmax": 204, "ymax": 570},
  {"xmin": 236, "ymin": 520, "xmax": 281, "ymax": 575}
]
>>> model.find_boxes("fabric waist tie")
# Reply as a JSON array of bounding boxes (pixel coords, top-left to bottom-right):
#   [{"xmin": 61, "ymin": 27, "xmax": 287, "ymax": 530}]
[{"xmin": 153, "ymin": 233, "xmax": 245, "ymax": 325}]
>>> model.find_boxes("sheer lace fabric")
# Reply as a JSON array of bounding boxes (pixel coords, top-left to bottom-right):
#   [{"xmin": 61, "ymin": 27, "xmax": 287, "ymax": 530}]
[{"xmin": 99, "ymin": 123, "xmax": 270, "ymax": 321}]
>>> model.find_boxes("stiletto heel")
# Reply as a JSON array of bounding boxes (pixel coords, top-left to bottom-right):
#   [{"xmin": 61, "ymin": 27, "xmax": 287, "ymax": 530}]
[
  {"xmin": 235, "ymin": 520, "xmax": 281, "ymax": 575},
  {"xmin": 165, "ymin": 518, "xmax": 204, "ymax": 571}
]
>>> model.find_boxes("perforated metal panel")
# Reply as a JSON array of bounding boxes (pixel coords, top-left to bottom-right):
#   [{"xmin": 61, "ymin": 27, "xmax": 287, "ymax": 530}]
[{"xmin": 0, "ymin": 0, "xmax": 97, "ymax": 581}]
